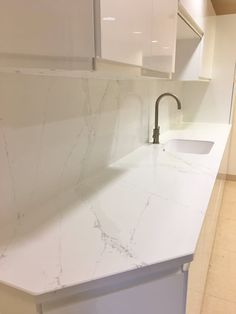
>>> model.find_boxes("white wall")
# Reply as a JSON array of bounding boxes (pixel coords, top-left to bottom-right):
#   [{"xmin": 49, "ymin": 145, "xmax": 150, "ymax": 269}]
[
  {"xmin": 180, "ymin": 14, "xmax": 236, "ymax": 174},
  {"xmin": 0, "ymin": 72, "xmax": 183, "ymax": 227},
  {"xmin": 228, "ymin": 94, "xmax": 236, "ymax": 175},
  {"xmin": 214, "ymin": 15, "xmax": 236, "ymax": 175}
]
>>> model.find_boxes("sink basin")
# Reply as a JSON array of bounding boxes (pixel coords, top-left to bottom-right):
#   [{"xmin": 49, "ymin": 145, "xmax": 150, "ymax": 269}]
[{"xmin": 164, "ymin": 139, "xmax": 214, "ymax": 155}]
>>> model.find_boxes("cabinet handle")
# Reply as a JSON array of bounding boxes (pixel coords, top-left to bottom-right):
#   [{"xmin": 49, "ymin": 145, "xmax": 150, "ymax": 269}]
[{"xmin": 182, "ymin": 263, "xmax": 191, "ymax": 272}]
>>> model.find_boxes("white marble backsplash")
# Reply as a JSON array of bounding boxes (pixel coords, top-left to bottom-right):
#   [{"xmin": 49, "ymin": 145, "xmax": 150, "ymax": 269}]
[{"xmin": 0, "ymin": 72, "xmax": 183, "ymax": 227}]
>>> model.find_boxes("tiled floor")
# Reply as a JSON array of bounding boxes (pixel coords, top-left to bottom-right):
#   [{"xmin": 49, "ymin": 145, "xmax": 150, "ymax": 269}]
[{"xmin": 201, "ymin": 180, "xmax": 236, "ymax": 313}]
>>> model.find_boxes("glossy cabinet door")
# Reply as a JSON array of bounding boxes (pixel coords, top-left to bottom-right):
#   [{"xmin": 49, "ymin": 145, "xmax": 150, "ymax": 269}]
[
  {"xmin": 96, "ymin": 0, "xmax": 152, "ymax": 67},
  {"xmin": 0, "ymin": 0, "xmax": 95, "ymax": 69},
  {"xmin": 143, "ymin": 0, "xmax": 178, "ymax": 73},
  {"xmin": 173, "ymin": 15, "xmax": 202, "ymax": 81},
  {"xmin": 96, "ymin": 0, "xmax": 178, "ymax": 73},
  {"xmin": 199, "ymin": 15, "xmax": 216, "ymax": 79}
]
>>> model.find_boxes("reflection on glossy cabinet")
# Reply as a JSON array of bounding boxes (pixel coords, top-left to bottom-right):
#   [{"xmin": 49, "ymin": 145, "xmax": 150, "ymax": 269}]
[
  {"xmin": 95, "ymin": 0, "xmax": 178, "ymax": 73},
  {"xmin": 95, "ymin": 0, "xmax": 152, "ymax": 67},
  {"xmin": 143, "ymin": 0, "xmax": 178, "ymax": 73},
  {"xmin": 0, "ymin": 0, "xmax": 95, "ymax": 69},
  {"xmin": 0, "ymin": 0, "xmax": 178, "ymax": 74},
  {"xmin": 0, "ymin": 0, "xmax": 179, "ymax": 74}
]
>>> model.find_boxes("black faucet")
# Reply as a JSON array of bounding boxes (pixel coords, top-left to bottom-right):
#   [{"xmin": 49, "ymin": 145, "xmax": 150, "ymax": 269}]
[{"xmin": 153, "ymin": 93, "xmax": 182, "ymax": 144}]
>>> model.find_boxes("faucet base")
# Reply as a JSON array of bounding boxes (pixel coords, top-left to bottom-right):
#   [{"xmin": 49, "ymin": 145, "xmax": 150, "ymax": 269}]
[{"xmin": 153, "ymin": 127, "xmax": 160, "ymax": 144}]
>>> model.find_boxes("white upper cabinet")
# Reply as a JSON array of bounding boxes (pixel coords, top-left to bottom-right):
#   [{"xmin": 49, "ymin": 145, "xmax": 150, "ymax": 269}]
[
  {"xmin": 173, "ymin": 15, "xmax": 202, "ymax": 81},
  {"xmin": 179, "ymin": 0, "xmax": 205, "ymax": 28},
  {"xmin": 179, "ymin": 0, "xmax": 215, "ymax": 29},
  {"xmin": 199, "ymin": 15, "xmax": 216, "ymax": 79},
  {"xmin": 142, "ymin": 0, "xmax": 178, "ymax": 73},
  {"xmin": 95, "ymin": 0, "xmax": 178, "ymax": 73},
  {"xmin": 0, "ymin": 0, "xmax": 95, "ymax": 69},
  {"xmin": 178, "ymin": 0, "xmax": 216, "ymax": 79},
  {"xmin": 0, "ymin": 0, "xmax": 178, "ymax": 74},
  {"xmin": 95, "ymin": 0, "xmax": 152, "ymax": 67},
  {"xmin": 0, "ymin": 0, "xmax": 214, "ymax": 78}
]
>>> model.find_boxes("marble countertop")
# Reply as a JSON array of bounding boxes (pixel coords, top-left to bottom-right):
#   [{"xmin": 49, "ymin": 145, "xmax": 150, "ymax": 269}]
[{"xmin": 0, "ymin": 123, "xmax": 231, "ymax": 297}]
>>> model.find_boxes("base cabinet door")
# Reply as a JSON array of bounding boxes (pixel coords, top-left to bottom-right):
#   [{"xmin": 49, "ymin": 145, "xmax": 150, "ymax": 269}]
[{"xmin": 42, "ymin": 269, "xmax": 188, "ymax": 314}]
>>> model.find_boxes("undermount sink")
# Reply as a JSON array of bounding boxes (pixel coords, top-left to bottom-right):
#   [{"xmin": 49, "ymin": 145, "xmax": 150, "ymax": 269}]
[{"xmin": 164, "ymin": 139, "xmax": 214, "ymax": 155}]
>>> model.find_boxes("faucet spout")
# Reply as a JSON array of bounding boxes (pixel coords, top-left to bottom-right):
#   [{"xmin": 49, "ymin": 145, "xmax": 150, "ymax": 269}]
[{"xmin": 153, "ymin": 93, "xmax": 182, "ymax": 144}]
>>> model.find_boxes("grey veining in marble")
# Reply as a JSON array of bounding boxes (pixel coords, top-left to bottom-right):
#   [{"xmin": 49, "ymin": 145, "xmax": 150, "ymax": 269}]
[
  {"xmin": 0, "ymin": 120, "xmax": 231, "ymax": 296},
  {"xmin": 0, "ymin": 72, "xmax": 183, "ymax": 228}
]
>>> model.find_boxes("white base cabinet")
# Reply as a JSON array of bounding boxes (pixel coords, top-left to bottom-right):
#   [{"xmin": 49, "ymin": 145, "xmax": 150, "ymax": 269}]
[
  {"xmin": 43, "ymin": 269, "xmax": 188, "ymax": 314},
  {"xmin": 0, "ymin": 258, "xmax": 191, "ymax": 314}
]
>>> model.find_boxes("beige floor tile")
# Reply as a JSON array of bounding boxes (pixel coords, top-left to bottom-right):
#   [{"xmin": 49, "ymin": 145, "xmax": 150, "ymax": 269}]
[
  {"xmin": 188, "ymin": 213, "xmax": 219, "ymax": 294},
  {"xmin": 188, "ymin": 252, "xmax": 212, "ymax": 294},
  {"xmin": 205, "ymin": 249, "xmax": 236, "ymax": 303},
  {"xmin": 186, "ymin": 290, "xmax": 203, "ymax": 314},
  {"xmin": 224, "ymin": 181, "xmax": 236, "ymax": 196},
  {"xmin": 202, "ymin": 295, "xmax": 236, "ymax": 314},
  {"xmin": 219, "ymin": 181, "xmax": 236, "ymax": 220},
  {"xmin": 220, "ymin": 202, "xmax": 236, "ymax": 221},
  {"xmin": 214, "ymin": 218, "xmax": 236, "ymax": 253},
  {"xmin": 201, "ymin": 181, "xmax": 236, "ymax": 312}
]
